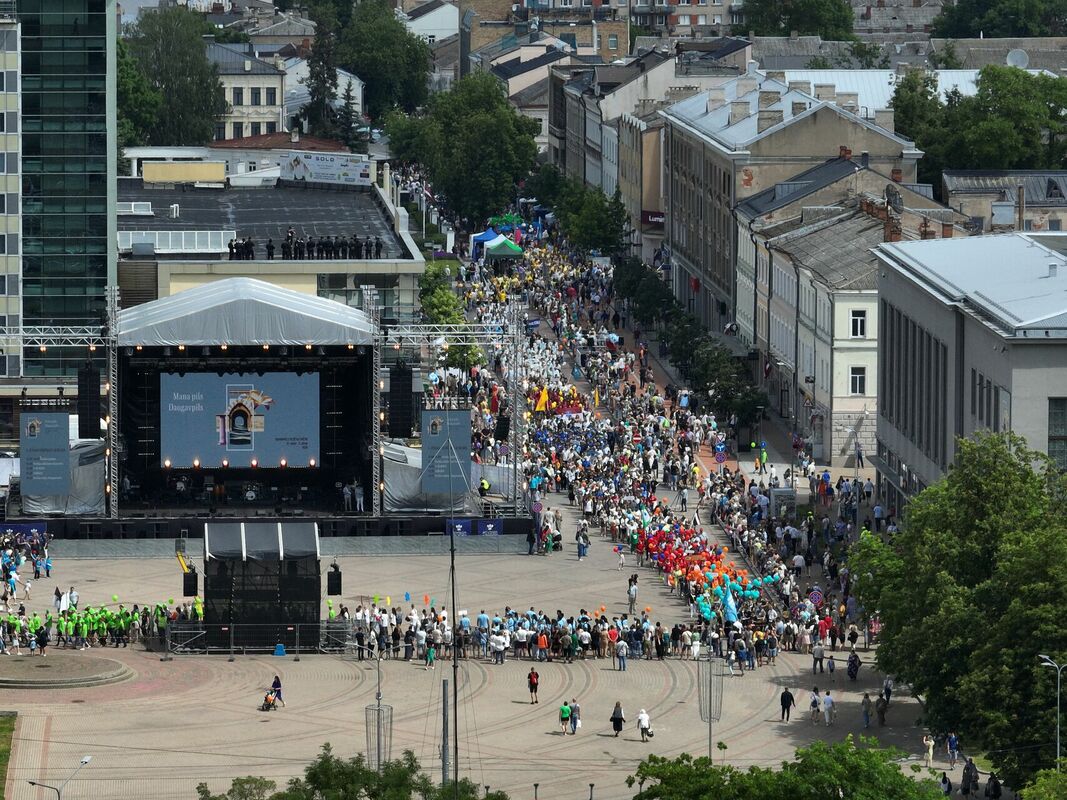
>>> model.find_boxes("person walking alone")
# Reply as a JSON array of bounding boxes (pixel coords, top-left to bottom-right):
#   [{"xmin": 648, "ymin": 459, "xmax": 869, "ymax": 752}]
[
  {"xmin": 637, "ymin": 709, "xmax": 652, "ymax": 742},
  {"xmin": 922, "ymin": 733, "xmax": 935, "ymax": 768},
  {"xmin": 780, "ymin": 687, "xmax": 796, "ymax": 722},
  {"xmin": 527, "ymin": 667, "xmax": 539, "ymax": 704},
  {"xmin": 610, "ymin": 701, "xmax": 625, "ymax": 737}
]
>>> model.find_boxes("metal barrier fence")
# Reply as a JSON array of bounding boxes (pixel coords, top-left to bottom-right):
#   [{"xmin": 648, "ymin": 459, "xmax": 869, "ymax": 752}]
[{"xmin": 159, "ymin": 621, "xmax": 358, "ymax": 658}]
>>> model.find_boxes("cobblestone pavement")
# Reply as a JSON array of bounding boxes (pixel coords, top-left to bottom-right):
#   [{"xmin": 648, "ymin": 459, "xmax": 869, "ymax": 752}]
[{"xmin": 2, "ymin": 537, "xmax": 925, "ymax": 800}]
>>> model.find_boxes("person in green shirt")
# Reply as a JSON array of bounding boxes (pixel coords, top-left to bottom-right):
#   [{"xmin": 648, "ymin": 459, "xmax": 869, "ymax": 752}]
[{"xmin": 559, "ymin": 701, "xmax": 572, "ymax": 735}]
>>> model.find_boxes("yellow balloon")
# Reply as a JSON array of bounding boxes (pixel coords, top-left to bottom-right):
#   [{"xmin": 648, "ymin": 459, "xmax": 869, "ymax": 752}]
[{"xmin": 386, "ymin": 596, "xmax": 392, "ymax": 606}]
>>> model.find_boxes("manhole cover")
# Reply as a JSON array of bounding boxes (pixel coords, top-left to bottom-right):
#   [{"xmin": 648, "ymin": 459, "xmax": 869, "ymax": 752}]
[{"xmin": 70, "ymin": 699, "xmax": 85, "ymax": 704}]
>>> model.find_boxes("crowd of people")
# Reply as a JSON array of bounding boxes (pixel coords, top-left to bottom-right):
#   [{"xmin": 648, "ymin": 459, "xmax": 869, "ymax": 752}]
[{"xmin": 227, "ymin": 231, "xmax": 385, "ymax": 261}]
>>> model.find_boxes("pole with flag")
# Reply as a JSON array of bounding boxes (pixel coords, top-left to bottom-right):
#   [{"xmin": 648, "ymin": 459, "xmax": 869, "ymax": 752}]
[{"xmin": 535, "ymin": 386, "xmax": 548, "ymax": 413}]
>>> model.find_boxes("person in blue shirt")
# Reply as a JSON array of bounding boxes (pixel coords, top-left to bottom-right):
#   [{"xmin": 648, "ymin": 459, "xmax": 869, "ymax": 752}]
[{"xmin": 476, "ymin": 611, "xmax": 490, "ymax": 631}]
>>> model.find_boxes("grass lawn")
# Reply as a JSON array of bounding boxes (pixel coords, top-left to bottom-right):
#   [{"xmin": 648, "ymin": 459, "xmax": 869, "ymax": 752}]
[{"xmin": 0, "ymin": 714, "xmax": 15, "ymax": 787}]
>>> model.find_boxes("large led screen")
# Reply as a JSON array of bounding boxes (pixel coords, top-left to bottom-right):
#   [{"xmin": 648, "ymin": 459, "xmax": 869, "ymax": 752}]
[{"xmin": 160, "ymin": 373, "xmax": 319, "ymax": 468}]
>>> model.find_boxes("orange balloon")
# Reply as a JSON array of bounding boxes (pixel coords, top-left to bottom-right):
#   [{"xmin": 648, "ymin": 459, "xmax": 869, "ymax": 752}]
[{"xmin": 644, "ymin": 606, "xmax": 652, "ymax": 613}]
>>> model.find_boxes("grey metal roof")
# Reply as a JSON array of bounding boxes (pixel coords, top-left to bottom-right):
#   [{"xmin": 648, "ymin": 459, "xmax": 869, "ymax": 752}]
[
  {"xmin": 492, "ymin": 49, "xmax": 569, "ymax": 80},
  {"xmin": 661, "ymin": 72, "xmax": 914, "ymax": 150},
  {"xmin": 250, "ymin": 14, "xmax": 315, "ymax": 36},
  {"xmin": 942, "ymin": 171, "xmax": 1067, "ymax": 206},
  {"xmin": 772, "ymin": 212, "xmax": 882, "ymax": 291},
  {"xmin": 406, "ymin": 0, "xmax": 447, "ymax": 20},
  {"xmin": 205, "ymin": 40, "xmax": 284, "ymax": 76},
  {"xmin": 510, "ymin": 78, "xmax": 549, "ymax": 106},
  {"xmin": 736, "ymin": 156, "xmax": 864, "ymax": 218},
  {"xmin": 876, "ymin": 232, "xmax": 1067, "ymax": 336}
]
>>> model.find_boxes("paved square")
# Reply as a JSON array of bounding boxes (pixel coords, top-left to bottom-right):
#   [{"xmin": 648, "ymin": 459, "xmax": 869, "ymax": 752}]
[{"xmin": 1, "ymin": 521, "xmax": 923, "ymax": 800}]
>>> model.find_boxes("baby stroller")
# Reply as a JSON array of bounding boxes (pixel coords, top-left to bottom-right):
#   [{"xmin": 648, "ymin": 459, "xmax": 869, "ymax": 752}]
[
  {"xmin": 551, "ymin": 531, "xmax": 563, "ymax": 551},
  {"xmin": 260, "ymin": 688, "xmax": 279, "ymax": 711}
]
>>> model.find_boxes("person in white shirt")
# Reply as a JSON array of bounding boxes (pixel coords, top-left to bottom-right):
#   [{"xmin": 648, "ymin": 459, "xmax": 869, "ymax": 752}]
[
  {"xmin": 637, "ymin": 709, "xmax": 651, "ymax": 742},
  {"xmin": 822, "ymin": 690, "xmax": 836, "ymax": 726}
]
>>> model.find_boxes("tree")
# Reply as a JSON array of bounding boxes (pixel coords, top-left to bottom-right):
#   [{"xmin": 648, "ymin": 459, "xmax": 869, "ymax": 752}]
[
  {"xmin": 126, "ymin": 7, "xmax": 229, "ymax": 146},
  {"xmin": 198, "ymin": 747, "xmax": 510, "ymax": 800},
  {"xmin": 932, "ymin": 0, "xmax": 1067, "ymax": 37},
  {"xmin": 628, "ymin": 738, "xmax": 943, "ymax": 799},
  {"xmin": 849, "ymin": 433, "xmax": 1067, "ymax": 786},
  {"xmin": 928, "ymin": 40, "xmax": 963, "ymax": 69},
  {"xmin": 117, "ymin": 39, "xmax": 162, "ymax": 172},
  {"xmin": 386, "ymin": 72, "xmax": 538, "ymax": 227},
  {"xmin": 303, "ymin": 2, "xmax": 341, "ymax": 139},
  {"xmin": 1024, "ymin": 764, "xmax": 1067, "ymax": 799},
  {"xmin": 735, "ymin": 0, "xmax": 856, "ymax": 40},
  {"xmin": 338, "ymin": 0, "xmax": 430, "ymax": 120},
  {"xmin": 524, "ymin": 163, "xmax": 566, "ymax": 208},
  {"xmin": 337, "ymin": 79, "xmax": 361, "ymax": 151}
]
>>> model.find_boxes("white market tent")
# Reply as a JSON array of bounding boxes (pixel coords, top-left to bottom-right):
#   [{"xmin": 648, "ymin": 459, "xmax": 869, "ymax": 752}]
[{"xmin": 115, "ymin": 278, "xmax": 375, "ymax": 346}]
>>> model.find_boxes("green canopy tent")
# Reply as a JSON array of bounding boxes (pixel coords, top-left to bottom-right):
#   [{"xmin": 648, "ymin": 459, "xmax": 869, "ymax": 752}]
[{"xmin": 485, "ymin": 236, "xmax": 523, "ymax": 260}]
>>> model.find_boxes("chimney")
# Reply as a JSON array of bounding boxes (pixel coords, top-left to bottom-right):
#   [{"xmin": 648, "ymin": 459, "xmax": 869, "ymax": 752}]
[
  {"xmin": 790, "ymin": 29, "xmax": 799, "ymax": 39},
  {"xmin": 705, "ymin": 87, "xmax": 726, "ymax": 112},
  {"xmin": 1050, "ymin": 263, "xmax": 1059, "ymax": 278},
  {"xmin": 1018, "ymin": 183, "xmax": 1026, "ymax": 230},
  {"xmin": 291, "ymin": 128, "xmax": 300, "ymax": 144},
  {"xmin": 730, "ymin": 100, "xmax": 750, "ymax": 125},
  {"xmin": 942, "ymin": 222, "xmax": 954, "ymax": 238},
  {"xmin": 736, "ymin": 76, "xmax": 758, "ymax": 96},
  {"xmin": 837, "ymin": 91, "xmax": 859, "ymax": 112},
  {"xmin": 884, "ymin": 217, "xmax": 902, "ymax": 243},
  {"xmin": 791, "ymin": 100, "xmax": 808, "ymax": 116},
  {"xmin": 758, "ymin": 90, "xmax": 781, "ymax": 109},
  {"xmin": 874, "ymin": 108, "xmax": 895, "ymax": 133},
  {"xmin": 757, "ymin": 109, "xmax": 784, "ymax": 132},
  {"xmin": 891, "ymin": 168, "xmax": 903, "ymax": 183},
  {"xmin": 814, "ymin": 83, "xmax": 836, "ymax": 101},
  {"xmin": 839, "ymin": 145, "xmax": 852, "ymax": 160},
  {"xmin": 860, "ymin": 151, "xmax": 869, "ymax": 168},
  {"xmin": 767, "ymin": 70, "xmax": 786, "ymax": 82},
  {"xmin": 244, "ymin": 59, "xmax": 252, "ymax": 72},
  {"xmin": 920, "ymin": 219, "xmax": 937, "ymax": 239},
  {"xmin": 787, "ymin": 80, "xmax": 811, "ymax": 95}
]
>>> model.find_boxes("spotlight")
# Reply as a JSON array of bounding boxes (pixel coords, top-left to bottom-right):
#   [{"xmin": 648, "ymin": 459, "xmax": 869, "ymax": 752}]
[
  {"xmin": 89, "ymin": 344, "xmax": 96, "ymax": 352},
  {"xmin": 135, "ymin": 345, "xmax": 142, "ymax": 351},
  {"xmin": 177, "ymin": 344, "xmax": 185, "ymax": 351},
  {"xmin": 347, "ymin": 343, "xmax": 354, "ymax": 350},
  {"xmin": 164, "ymin": 458, "xmax": 172, "ymax": 468},
  {"xmin": 305, "ymin": 344, "xmax": 313, "ymax": 350},
  {"xmin": 262, "ymin": 344, "xmax": 269, "ymax": 350},
  {"xmin": 379, "ymin": 411, "xmax": 385, "ymax": 421},
  {"xmin": 220, "ymin": 344, "xmax": 228, "ymax": 351},
  {"xmin": 250, "ymin": 458, "xmax": 258, "ymax": 467},
  {"xmin": 38, "ymin": 345, "xmax": 46, "ymax": 352},
  {"xmin": 222, "ymin": 458, "xmax": 229, "ymax": 468},
  {"xmin": 105, "ymin": 483, "xmax": 111, "ymax": 494},
  {"xmin": 193, "ymin": 458, "xmax": 201, "ymax": 468},
  {"xmin": 279, "ymin": 458, "xmax": 287, "ymax": 467},
  {"xmin": 309, "ymin": 458, "xmax": 316, "ymax": 467}
]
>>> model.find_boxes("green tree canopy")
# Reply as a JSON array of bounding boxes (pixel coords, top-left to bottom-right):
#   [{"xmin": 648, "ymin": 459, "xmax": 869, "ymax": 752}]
[
  {"xmin": 850, "ymin": 432, "xmax": 1067, "ymax": 786},
  {"xmin": 338, "ymin": 0, "xmax": 430, "ymax": 120},
  {"xmin": 629, "ymin": 738, "xmax": 942, "ymax": 799},
  {"xmin": 117, "ymin": 38, "xmax": 162, "ymax": 170},
  {"xmin": 932, "ymin": 0, "xmax": 1067, "ymax": 37},
  {"xmin": 197, "ymin": 746, "xmax": 510, "ymax": 800},
  {"xmin": 734, "ymin": 0, "xmax": 856, "ymax": 40},
  {"xmin": 554, "ymin": 180, "xmax": 630, "ymax": 258},
  {"xmin": 385, "ymin": 72, "xmax": 538, "ymax": 227},
  {"xmin": 125, "ymin": 6, "xmax": 229, "ymax": 146},
  {"xmin": 1024, "ymin": 763, "xmax": 1067, "ymax": 798},
  {"xmin": 302, "ymin": 1, "xmax": 341, "ymax": 139}
]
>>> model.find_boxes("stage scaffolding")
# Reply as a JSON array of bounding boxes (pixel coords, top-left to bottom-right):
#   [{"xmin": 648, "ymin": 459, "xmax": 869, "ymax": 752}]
[{"xmin": 377, "ymin": 303, "xmax": 527, "ymax": 516}]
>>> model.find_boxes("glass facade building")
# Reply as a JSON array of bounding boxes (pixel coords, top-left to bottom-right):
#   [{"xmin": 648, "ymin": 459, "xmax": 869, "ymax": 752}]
[{"xmin": 18, "ymin": 0, "xmax": 116, "ymax": 376}]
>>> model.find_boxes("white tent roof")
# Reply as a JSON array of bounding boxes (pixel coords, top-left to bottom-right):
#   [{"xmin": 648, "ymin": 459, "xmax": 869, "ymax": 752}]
[{"xmin": 116, "ymin": 278, "xmax": 375, "ymax": 346}]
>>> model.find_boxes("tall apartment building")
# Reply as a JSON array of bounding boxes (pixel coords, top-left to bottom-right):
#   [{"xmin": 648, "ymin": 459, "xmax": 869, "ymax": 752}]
[{"xmin": 19, "ymin": 0, "xmax": 116, "ymax": 377}]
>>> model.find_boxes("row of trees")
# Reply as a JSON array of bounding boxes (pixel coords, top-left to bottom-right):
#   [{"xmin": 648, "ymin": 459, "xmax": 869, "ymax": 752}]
[
  {"xmin": 525, "ymin": 165, "xmax": 631, "ymax": 259},
  {"xmin": 891, "ymin": 65, "xmax": 1067, "ymax": 190},
  {"xmin": 418, "ymin": 262, "xmax": 483, "ymax": 369},
  {"xmin": 119, "ymin": 2, "xmax": 431, "ymax": 152},
  {"xmin": 850, "ymin": 433, "xmax": 1067, "ymax": 789},
  {"xmin": 201, "ymin": 738, "xmax": 1022, "ymax": 800},
  {"xmin": 612, "ymin": 258, "xmax": 765, "ymax": 426},
  {"xmin": 386, "ymin": 72, "xmax": 539, "ymax": 228}
]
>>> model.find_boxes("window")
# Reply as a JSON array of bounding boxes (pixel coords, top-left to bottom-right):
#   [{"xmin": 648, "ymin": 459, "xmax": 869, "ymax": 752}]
[
  {"xmin": 971, "ymin": 367, "xmax": 977, "ymax": 415},
  {"xmin": 850, "ymin": 366, "xmax": 867, "ymax": 396},
  {"xmin": 426, "ymin": 34, "xmax": 436, "ymax": 43},
  {"xmin": 214, "ymin": 123, "xmax": 225, "ymax": 141},
  {"xmin": 608, "ymin": 33, "xmax": 619, "ymax": 49},
  {"xmin": 677, "ymin": 13, "xmax": 690, "ymax": 22},
  {"xmin": 1051, "ymin": 219, "xmax": 1063, "ymax": 231},
  {"xmin": 266, "ymin": 87, "xmax": 277, "ymax": 106},
  {"xmin": 251, "ymin": 87, "xmax": 262, "ymax": 106},
  {"xmin": 250, "ymin": 122, "xmax": 261, "ymax": 137},
  {"xmin": 232, "ymin": 122, "xmax": 244, "ymax": 139},
  {"xmin": 850, "ymin": 309, "xmax": 867, "ymax": 338},
  {"xmin": 232, "ymin": 87, "xmax": 244, "ymax": 106},
  {"xmin": 977, "ymin": 371, "xmax": 985, "ymax": 423},
  {"xmin": 1049, "ymin": 398, "xmax": 1067, "ymax": 468},
  {"xmin": 266, "ymin": 121, "xmax": 277, "ymax": 134}
]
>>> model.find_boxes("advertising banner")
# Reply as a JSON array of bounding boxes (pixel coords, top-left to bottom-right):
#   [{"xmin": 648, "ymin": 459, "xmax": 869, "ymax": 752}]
[
  {"xmin": 160, "ymin": 372, "xmax": 319, "ymax": 468},
  {"xmin": 420, "ymin": 407, "xmax": 472, "ymax": 495},
  {"xmin": 282, "ymin": 150, "xmax": 372, "ymax": 186},
  {"xmin": 446, "ymin": 518, "xmax": 472, "ymax": 536},
  {"xmin": 20, "ymin": 412, "xmax": 70, "ymax": 495},
  {"xmin": 477, "ymin": 518, "xmax": 503, "ymax": 536}
]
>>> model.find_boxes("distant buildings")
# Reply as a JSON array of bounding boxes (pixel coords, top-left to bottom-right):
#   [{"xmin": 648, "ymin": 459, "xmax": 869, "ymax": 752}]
[
  {"xmin": 204, "ymin": 38, "xmax": 286, "ymax": 141},
  {"xmin": 942, "ymin": 171, "xmax": 1067, "ymax": 233}
]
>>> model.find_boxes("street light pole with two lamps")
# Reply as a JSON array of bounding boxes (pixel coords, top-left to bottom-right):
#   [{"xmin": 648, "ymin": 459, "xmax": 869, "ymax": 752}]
[
  {"xmin": 28, "ymin": 755, "xmax": 92, "ymax": 799},
  {"xmin": 1040, "ymin": 654, "xmax": 1066, "ymax": 770}
]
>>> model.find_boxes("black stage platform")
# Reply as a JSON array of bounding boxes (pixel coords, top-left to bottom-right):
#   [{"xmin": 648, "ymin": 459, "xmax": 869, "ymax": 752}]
[{"xmin": 14, "ymin": 513, "xmax": 535, "ymax": 539}]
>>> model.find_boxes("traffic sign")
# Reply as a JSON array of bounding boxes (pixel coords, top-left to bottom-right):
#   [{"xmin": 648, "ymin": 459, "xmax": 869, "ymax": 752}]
[
  {"xmin": 808, "ymin": 590, "xmax": 823, "ymax": 608},
  {"xmin": 714, "ymin": 442, "xmax": 727, "ymax": 453},
  {"xmin": 714, "ymin": 452, "xmax": 727, "ymax": 464},
  {"xmin": 531, "ymin": 501, "xmax": 543, "ymax": 513}
]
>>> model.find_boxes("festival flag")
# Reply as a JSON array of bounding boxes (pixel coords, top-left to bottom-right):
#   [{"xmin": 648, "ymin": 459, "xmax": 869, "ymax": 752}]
[
  {"xmin": 535, "ymin": 387, "xmax": 548, "ymax": 412},
  {"xmin": 593, "ymin": 387, "xmax": 599, "ymax": 407},
  {"xmin": 723, "ymin": 584, "xmax": 739, "ymax": 624}
]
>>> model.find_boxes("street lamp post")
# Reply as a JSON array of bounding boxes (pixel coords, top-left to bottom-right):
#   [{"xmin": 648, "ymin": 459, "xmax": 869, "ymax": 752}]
[
  {"xmin": 1041, "ymin": 654, "xmax": 1066, "ymax": 770},
  {"xmin": 28, "ymin": 755, "xmax": 92, "ymax": 799}
]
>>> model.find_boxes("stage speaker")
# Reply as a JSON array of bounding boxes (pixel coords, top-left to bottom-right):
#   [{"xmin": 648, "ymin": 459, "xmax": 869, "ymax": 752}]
[
  {"xmin": 327, "ymin": 569, "xmax": 342, "ymax": 596},
  {"xmin": 388, "ymin": 364, "xmax": 414, "ymax": 438},
  {"xmin": 494, "ymin": 413, "xmax": 511, "ymax": 440},
  {"xmin": 183, "ymin": 570, "xmax": 198, "ymax": 597},
  {"xmin": 77, "ymin": 364, "xmax": 101, "ymax": 439}
]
